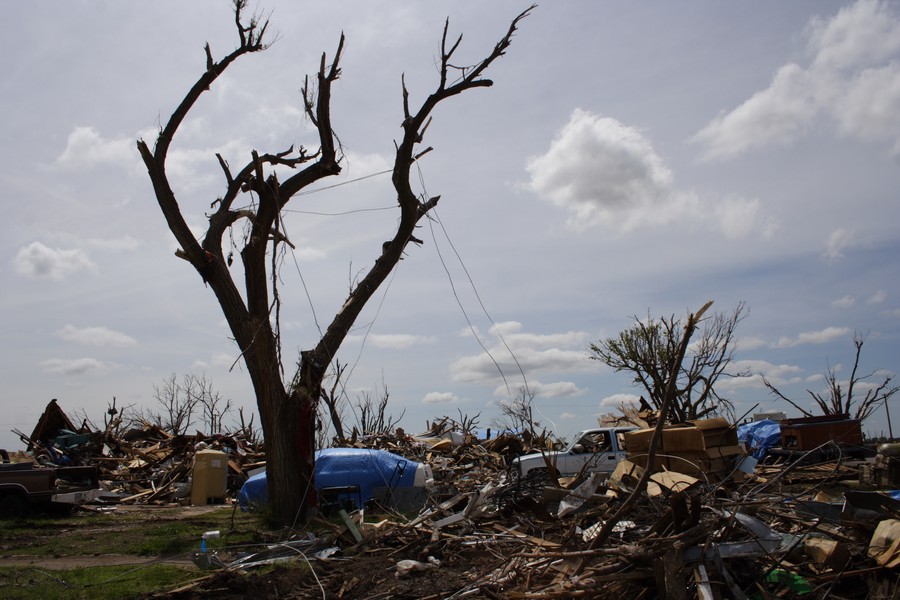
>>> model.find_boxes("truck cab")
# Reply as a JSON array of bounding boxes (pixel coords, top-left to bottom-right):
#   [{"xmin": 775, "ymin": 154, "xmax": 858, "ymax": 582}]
[
  {"xmin": 0, "ymin": 450, "xmax": 101, "ymax": 518},
  {"xmin": 511, "ymin": 427, "xmax": 636, "ymax": 479}
]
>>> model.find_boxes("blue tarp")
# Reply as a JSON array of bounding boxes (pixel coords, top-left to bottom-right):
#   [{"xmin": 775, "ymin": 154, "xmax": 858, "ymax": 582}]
[
  {"xmin": 737, "ymin": 419, "xmax": 782, "ymax": 459},
  {"xmin": 238, "ymin": 447, "xmax": 421, "ymax": 511}
]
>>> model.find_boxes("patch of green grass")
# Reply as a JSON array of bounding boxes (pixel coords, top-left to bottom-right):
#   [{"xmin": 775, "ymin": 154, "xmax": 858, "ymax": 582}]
[
  {"xmin": 0, "ymin": 506, "xmax": 262, "ymax": 558},
  {"xmin": 0, "ymin": 564, "xmax": 195, "ymax": 600}
]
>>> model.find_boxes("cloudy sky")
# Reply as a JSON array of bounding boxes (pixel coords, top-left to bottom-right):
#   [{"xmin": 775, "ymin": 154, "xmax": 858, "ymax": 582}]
[{"xmin": 3, "ymin": 1, "xmax": 899, "ymax": 449}]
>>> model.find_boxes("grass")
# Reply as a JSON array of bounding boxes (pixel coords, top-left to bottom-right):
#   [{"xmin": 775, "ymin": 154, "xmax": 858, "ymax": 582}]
[
  {"xmin": 0, "ymin": 506, "xmax": 266, "ymax": 599},
  {"xmin": 0, "ymin": 506, "xmax": 260, "ymax": 558},
  {"xmin": 0, "ymin": 564, "xmax": 197, "ymax": 600}
]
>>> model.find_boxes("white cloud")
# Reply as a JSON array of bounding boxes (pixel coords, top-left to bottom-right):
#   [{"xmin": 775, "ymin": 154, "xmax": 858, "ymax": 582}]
[
  {"xmin": 824, "ymin": 228, "xmax": 853, "ymax": 261},
  {"xmin": 54, "ymin": 233, "xmax": 142, "ymax": 252},
  {"xmin": 166, "ymin": 141, "xmax": 247, "ymax": 192},
  {"xmin": 806, "ymin": 0, "xmax": 900, "ymax": 71},
  {"xmin": 559, "ymin": 412, "xmax": 577, "ymax": 420},
  {"xmin": 833, "ymin": 63, "xmax": 900, "ymax": 150},
  {"xmin": 773, "ymin": 326, "xmax": 851, "ymax": 348},
  {"xmin": 869, "ymin": 290, "xmax": 888, "ymax": 304},
  {"xmin": 211, "ymin": 353, "xmax": 236, "ymax": 368},
  {"xmin": 293, "ymin": 247, "xmax": 327, "ymax": 262},
  {"xmin": 692, "ymin": 64, "xmax": 816, "ymax": 160},
  {"xmin": 56, "ymin": 325, "xmax": 137, "ymax": 347},
  {"xmin": 713, "ymin": 196, "xmax": 769, "ymax": 239},
  {"xmin": 692, "ymin": 0, "xmax": 900, "ymax": 160},
  {"xmin": 600, "ymin": 393, "xmax": 640, "ymax": 409},
  {"xmin": 367, "ymin": 334, "xmax": 437, "ymax": 350},
  {"xmin": 831, "ymin": 295, "xmax": 857, "ymax": 309},
  {"xmin": 527, "ymin": 109, "xmax": 768, "ymax": 237},
  {"xmin": 732, "ymin": 359, "xmax": 804, "ymax": 385},
  {"xmin": 56, "ymin": 126, "xmax": 142, "ymax": 171},
  {"xmin": 41, "ymin": 357, "xmax": 115, "ymax": 376},
  {"xmin": 341, "ymin": 152, "xmax": 393, "ymax": 181},
  {"xmin": 526, "ymin": 109, "xmax": 672, "ymax": 232},
  {"xmin": 422, "ymin": 391, "xmax": 458, "ymax": 405},
  {"xmin": 13, "ymin": 242, "xmax": 97, "ymax": 280},
  {"xmin": 192, "ymin": 353, "xmax": 237, "ymax": 371},
  {"xmin": 738, "ymin": 336, "xmax": 767, "ymax": 351},
  {"xmin": 83, "ymin": 236, "xmax": 142, "ymax": 251},
  {"xmin": 495, "ymin": 380, "xmax": 585, "ymax": 399},
  {"xmin": 450, "ymin": 321, "xmax": 596, "ymax": 386}
]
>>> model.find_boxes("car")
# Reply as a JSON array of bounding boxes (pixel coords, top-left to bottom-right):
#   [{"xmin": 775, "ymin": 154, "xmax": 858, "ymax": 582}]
[
  {"xmin": 510, "ymin": 427, "xmax": 637, "ymax": 479},
  {"xmin": 238, "ymin": 447, "xmax": 433, "ymax": 513}
]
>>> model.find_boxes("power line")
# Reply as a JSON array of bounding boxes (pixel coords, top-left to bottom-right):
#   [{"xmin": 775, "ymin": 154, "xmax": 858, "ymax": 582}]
[{"xmin": 413, "ymin": 162, "xmax": 529, "ymax": 404}]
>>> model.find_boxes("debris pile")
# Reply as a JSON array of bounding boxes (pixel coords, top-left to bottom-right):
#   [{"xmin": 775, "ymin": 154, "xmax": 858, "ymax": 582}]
[
  {"xmin": 12, "ymin": 399, "xmax": 264, "ymax": 505},
  {"xmin": 10, "ymin": 400, "xmax": 900, "ymax": 598}
]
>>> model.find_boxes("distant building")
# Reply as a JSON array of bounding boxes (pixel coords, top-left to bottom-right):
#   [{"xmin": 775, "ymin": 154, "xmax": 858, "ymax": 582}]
[{"xmin": 753, "ymin": 411, "xmax": 787, "ymax": 422}]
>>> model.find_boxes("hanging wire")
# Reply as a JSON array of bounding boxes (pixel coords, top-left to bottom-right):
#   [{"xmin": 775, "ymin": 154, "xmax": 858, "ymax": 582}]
[
  {"xmin": 294, "ymin": 168, "xmax": 392, "ymax": 196},
  {"xmin": 413, "ymin": 161, "xmax": 530, "ymax": 403}
]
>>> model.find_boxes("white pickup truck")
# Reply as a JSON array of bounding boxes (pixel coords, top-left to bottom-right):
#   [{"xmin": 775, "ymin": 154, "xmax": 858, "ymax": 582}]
[{"xmin": 510, "ymin": 427, "xmax": 636, "ymax": 479}]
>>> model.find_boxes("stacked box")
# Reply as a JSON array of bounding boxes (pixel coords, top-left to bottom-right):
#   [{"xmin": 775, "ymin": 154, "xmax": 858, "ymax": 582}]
[{"xmin": 624, "ymin": 418, "xmax": 745, "ymax": 479}]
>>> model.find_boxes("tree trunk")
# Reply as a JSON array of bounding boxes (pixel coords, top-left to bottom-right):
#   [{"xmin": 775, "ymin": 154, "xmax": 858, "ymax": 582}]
[{"xmin": 258, "ymin": 386, "xmax": 317, "ymax": 525}]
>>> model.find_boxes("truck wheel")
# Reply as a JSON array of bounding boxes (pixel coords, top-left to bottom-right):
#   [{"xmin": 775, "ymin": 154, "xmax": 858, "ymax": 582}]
[{"xmin": 0, "ymin": 493, "xmax": 30, "ymax": 519}]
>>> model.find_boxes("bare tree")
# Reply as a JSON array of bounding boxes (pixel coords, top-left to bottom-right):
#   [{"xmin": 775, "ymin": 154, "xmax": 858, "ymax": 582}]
[
  {"xmin": 196, "ymin": 378, "xmax": 233, "ymax": 435},
  {"xmin": 145, "ymin": 373, "xmax": 230, "ymax": 435},
  {"xmin": 234, "ymin": 407, "xmax": 262, "ymax": 446},
  {"xmin": 355, "ymin": 384, "xmax": 405, "ymax": 437},
  {"xmin": 319, "ymin": 361, "xmax": 348, "ymax": 446},
  {"xmin": 764, "ymin": 332, "xmax": 899, "ymax": 423},
  {"xmin": 426, "ymin": 410, "xmax": 481, "ymax": 439},
  {"xmin": 137, "ymin": 1, "xmax": 532, "ymax": 524},
  {"xmin": 496, "ymin": 386, "xmax": 541, "ymax": 438},
  {"xmin": 590, "ymin": 302, "xmax": 748, "ymax": 423},
  {"xmin": 76, "ymin": 396, "xmax": 139, "ymax": 438},
  {"xmin": 148, "ymin": 373, "xmax": 198, "ymax": 435}
]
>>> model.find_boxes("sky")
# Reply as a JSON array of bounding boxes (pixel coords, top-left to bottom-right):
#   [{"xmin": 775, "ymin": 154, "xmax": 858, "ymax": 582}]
[{"xmin": 2, "ymin": 1, "xmax": 899, "ymax": 450}]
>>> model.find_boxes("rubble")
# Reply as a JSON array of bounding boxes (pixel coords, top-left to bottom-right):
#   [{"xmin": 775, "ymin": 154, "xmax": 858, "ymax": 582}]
[
  {"xmin": 9, "ymin": 401, "xmax": 900, "ymax": 598},
  {"xmin": 11, "ymin": 399, "xmax": 264, "ymax": 506}
]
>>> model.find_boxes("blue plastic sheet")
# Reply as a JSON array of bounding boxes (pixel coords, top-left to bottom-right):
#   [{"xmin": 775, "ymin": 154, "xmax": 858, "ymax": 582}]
[
  {"xmin": 737, "ymin": 419, "xmax": 782, "ymax": 460},
  {"xmin": 238, "ymin": 447, "xmax": 421, "ymax": 511}
]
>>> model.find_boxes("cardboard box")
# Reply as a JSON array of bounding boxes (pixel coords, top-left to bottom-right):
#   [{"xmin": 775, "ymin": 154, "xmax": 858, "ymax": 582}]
[
  {"xmin": 686, "ymin": 417, "xmax": 739, "ymax": 448},
  {"xmin": 624, "ymin": 428, "xmax": 656, "ymax": 453},
  {"xmin": 625, "ymin": 419, "xmax": 738, "ymax": 454},
  {"xmin": 667, "ymin": 451, "xmax": 709, "ymax": 474},
  {"xmin": 666, "ymin": 445, "xmax": 745, "ymax": 476},
  {"xmin": 626, "ymin": 453, "xmax": 669, "ymax": 471},
  {"xmin": 661, "ymin": 426, "xmax": 705, "ymax": 452}
]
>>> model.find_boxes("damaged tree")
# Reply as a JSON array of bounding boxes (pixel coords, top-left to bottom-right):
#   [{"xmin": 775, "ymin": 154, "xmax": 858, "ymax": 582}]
[
  {"xmin": 764, "ymin": 332, "xmax": 899, "ymax": 425},
  {"xmin": 137, "ymin": 1, "xmax": 533, "ymax": 525},
  {"xmin": 590, "ymin": 302, "xmax": 748, "ymax": 423}
]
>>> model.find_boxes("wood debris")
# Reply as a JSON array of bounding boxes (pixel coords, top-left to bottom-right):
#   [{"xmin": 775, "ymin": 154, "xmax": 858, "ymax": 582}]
[{"xmin": 13, "ymin": 401, "xmax": 900, "ymax": 598}]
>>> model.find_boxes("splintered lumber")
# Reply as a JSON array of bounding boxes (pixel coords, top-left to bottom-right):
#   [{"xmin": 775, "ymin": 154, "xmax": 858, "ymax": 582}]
[{"xmin": 492, "ymin": 524, "xmax": 561, "ymax": 548}]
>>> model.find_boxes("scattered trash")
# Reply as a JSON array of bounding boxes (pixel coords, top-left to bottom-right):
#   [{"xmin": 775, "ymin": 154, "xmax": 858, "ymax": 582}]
[{"xmin": 395, "ymin": 556, "xmax": 441, "ymax": 578}]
